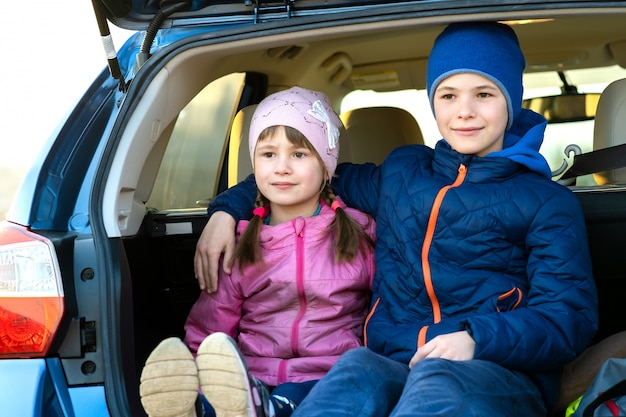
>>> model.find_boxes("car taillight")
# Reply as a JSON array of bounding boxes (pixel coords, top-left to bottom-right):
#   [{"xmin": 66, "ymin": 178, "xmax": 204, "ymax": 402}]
[{"xmin": 0, "ymin": 221, "xmax": 65, "ymax": 358}]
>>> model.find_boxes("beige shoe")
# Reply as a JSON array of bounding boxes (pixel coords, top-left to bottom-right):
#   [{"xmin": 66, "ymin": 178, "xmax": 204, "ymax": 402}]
[
  {"xmin": 196, "ymin": 332, "xmax": 269, "ymax": 417},
  {"xmin": 140, "ymin": 337, "xmax": 199, "ymax": 417}
]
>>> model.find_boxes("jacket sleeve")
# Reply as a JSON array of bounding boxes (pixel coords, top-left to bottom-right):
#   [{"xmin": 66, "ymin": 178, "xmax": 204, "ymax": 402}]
[
  {"xmin": 207, "ymin": 174, "xmax": 257, "ymax": 221},
  {"xmin": 332, "ymin": 162, "xmax": 383, "ymax": 217},
  {"xmin": 464, "ymin": 189, "xmax": 599, "ymax": 372},
  {"xmin": 183, "ymin": 271, "xmax": 244, "ymax": 354}
]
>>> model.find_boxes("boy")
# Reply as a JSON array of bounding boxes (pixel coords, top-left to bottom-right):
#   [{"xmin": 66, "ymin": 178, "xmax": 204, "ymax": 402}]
[{"xmin": 196, "ymin": 22, "xmax": 598, "ymax": 416}]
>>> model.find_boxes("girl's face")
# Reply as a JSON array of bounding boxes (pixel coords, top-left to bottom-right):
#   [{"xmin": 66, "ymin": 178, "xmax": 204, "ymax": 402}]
[
  {"xmin": 253, "ymin": 126, "xmax": 326, "ymax": 225},
  {"xmin": 433, "ymin": 72, "xmax": 508, "ymax": 157}
]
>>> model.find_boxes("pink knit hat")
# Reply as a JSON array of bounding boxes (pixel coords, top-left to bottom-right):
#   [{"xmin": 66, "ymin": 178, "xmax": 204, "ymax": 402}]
[{"xmin": 248, "ymin": 86, "xmax": 343, "ymax": 180}]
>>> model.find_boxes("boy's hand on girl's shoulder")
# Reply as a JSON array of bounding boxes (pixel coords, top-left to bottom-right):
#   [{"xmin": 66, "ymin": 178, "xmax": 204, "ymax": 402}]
[
  {"xmin": 194, "ymin": 211, "xmax": 236, "ymax": 293},
  {"xmin": 409, "ymin": 331, "xmax": 476, "ymax": 368}
]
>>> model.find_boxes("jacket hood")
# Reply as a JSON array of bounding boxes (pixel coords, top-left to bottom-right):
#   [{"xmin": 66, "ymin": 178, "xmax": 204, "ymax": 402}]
[{"xmin": 489, "ymin": 108, "xmax": 551, "ymax": 178}]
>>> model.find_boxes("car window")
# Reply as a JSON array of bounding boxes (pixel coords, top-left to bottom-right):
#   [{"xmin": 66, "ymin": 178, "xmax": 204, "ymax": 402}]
[
  {"xmin": 146, "ymin": 72, "xmax": 246, "ymax": 210},
  {"xmin": 525, "ymin": 66, "xmax": 626, "ymax": 185}
]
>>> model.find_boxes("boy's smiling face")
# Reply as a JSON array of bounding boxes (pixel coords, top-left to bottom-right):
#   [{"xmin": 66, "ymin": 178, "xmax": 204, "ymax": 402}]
[{"xmin": 433, "ymin": 72, "xmax": 509, "ymax": 157}]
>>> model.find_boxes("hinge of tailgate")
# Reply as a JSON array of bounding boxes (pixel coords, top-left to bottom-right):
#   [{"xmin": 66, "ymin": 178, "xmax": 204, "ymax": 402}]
[{"xmin": 248, "ymin": 0, "xmax": 296, "ymax": 24}]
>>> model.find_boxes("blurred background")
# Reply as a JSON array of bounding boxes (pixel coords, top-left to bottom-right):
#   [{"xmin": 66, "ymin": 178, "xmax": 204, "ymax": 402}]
[{"xmin": 0, "ymin": 1, "xmax": 131, "ymax": 219}]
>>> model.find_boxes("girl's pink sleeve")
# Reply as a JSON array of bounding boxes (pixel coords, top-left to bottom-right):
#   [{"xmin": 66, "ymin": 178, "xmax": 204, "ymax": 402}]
[{"xmin": 183, "ymin": 271, "xmax": 244, "ymax": 354}]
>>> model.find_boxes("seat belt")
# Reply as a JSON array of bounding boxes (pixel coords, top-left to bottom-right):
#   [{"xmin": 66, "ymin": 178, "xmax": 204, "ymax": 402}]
[{"xmin": 561, "ymin": 143, "xmax": 626, "ymax": 180}]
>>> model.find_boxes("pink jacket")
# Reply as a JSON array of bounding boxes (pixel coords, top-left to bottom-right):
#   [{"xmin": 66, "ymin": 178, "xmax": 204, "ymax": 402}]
[{"xmin": 184, "ymin": 200, "xmax": 376, "ymax": 386}]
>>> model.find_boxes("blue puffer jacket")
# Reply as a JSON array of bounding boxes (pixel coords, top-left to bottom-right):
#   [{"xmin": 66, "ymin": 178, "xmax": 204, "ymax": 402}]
[{"xmin": 208, "ymin": 108, "xmax": 598, "ymax": 409}]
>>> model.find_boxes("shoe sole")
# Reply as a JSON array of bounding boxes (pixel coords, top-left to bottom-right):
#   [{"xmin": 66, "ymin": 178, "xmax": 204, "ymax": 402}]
[
  {"xmin": 197, "ymin": 332, "xmax": 258, "ymax": 417},
  {"xmin": 140, "ymin": 337, "xmax": 199, "ymax": 417}
]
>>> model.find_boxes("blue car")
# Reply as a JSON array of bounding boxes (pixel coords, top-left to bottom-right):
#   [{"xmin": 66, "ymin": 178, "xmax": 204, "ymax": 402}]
[{"xmin": 2, "ymin": 1, "xmax": 626, "ymax": 415}]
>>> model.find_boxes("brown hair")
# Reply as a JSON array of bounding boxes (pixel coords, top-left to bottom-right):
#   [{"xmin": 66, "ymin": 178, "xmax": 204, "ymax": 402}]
[{"xmin": 232, "ymin": 126, "xmax": 374, "ymax": 270}]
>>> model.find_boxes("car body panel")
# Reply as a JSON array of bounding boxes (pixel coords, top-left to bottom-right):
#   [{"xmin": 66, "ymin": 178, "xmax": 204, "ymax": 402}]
[{"xmin": 0, "ymin": 359, "xmax": 78, "ymax": 417}]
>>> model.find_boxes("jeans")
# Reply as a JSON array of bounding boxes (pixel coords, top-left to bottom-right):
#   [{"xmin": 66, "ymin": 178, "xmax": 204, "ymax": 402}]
[{"xmin": 291, "ymin": 347, "xmax": 546, "ymax": 417}]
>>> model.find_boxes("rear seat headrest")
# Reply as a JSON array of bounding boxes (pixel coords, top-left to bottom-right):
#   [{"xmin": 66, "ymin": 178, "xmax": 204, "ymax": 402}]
[
  {"xmin": 593, "ymin": 78, "xmax": 626, "ymax": 185},
  {"xmin": 340, "ymin": 106, "xmax": 424, "ymax": 165}
]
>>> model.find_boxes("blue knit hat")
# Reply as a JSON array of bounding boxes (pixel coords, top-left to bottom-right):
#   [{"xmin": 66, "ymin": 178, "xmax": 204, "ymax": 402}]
[{"xmin": 427, "ymin": 22, "xmax": 525, "ymax": 130}]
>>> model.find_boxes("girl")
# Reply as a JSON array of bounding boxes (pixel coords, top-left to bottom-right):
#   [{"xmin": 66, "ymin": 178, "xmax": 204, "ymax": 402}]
[{"xmin": 139, "ymin": 86, "xmax": 376, "ymax": 417}]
